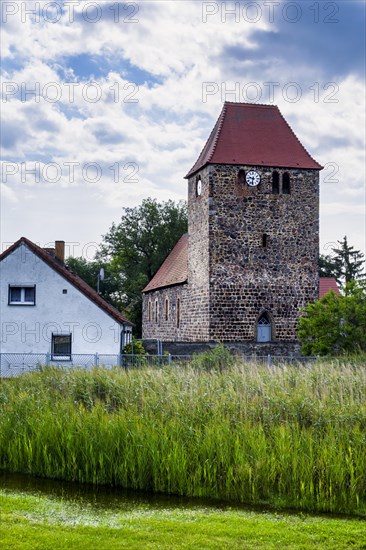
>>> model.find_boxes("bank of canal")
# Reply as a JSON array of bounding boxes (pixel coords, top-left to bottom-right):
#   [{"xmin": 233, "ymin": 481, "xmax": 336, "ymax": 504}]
[{"xmin": 1, "ymin": 473, "xmax": 365, "ymax": 549}]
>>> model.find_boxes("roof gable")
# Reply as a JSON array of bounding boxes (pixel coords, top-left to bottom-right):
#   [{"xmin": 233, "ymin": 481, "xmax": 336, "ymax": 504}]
[
  {"xmin": 319, "ymin": 277, "xmax": 340, "ymax": 299},
  {"xmin": 186, "ymin": 102, "xmax": 322, "ymax": 177},
  {"xmin": 0, "ymin": 237, "xmax": 133, "ymax": 326},
  {"xmin": 143, "ymin": 234, "xmax": 188, "ymax": 293}
]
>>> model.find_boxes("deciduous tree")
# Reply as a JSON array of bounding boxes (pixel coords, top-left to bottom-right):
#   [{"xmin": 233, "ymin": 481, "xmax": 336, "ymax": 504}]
[{"xmin": 298, "ymin": 280, "xmax": 366, "ymax": 355}]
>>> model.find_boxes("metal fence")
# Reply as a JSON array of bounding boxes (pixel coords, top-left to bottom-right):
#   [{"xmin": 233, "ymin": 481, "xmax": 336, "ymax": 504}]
[
  {"xmin": 0, "ymin": 352, "xmax": 317, "ymax": 378},
  {"xmin": 0, "ymin": 352, "xmax": 121, "ymax": 378}
]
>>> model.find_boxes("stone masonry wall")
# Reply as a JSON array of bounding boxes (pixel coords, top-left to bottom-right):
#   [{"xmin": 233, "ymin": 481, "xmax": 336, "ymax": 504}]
[
  {"xmin": 207, "ymin": 164, "xmax": 319, "ymax": 342},
  {"xmin": 142, "ymin": 284, "xmax": 189, "ymax": 341},
  {"xmin": 184, "ymin": 166, "xmax": 211, "ymax": 341}
]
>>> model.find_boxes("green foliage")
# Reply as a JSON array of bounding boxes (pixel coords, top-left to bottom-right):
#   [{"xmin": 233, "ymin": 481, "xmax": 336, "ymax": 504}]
[
  {"xmin": 1, "ymin": 360, "xmax": 366, "ymax": 516},
  {"xmin": 123, "ymin": 338, "xmax": 145, "ymax": 355},
  {"xmin": 66, "ymin": 257, "xmax": 123, "ymax": 309},
  {"xmin": 191, "ymin": 344, "xmax": 235, "ymax": 371},
  {"xmin": 319, "ymin": 236, "xmax": 365, "ymax": 285},
  {"xmin": 299, "ymin": 280, "xmax": 366, "ymax": 355}
]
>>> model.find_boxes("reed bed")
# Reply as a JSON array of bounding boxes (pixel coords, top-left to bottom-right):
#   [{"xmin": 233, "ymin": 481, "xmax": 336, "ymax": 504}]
[{"xmin": 0, "ymin": 355, "xmax": 365, "ymax": 515}]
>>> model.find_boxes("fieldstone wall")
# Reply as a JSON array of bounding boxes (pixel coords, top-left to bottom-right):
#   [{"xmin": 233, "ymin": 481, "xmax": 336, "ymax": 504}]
[
  {"xmin": 207, "ymin": 164, "xmax": 319, "ymax": 342},
  {"xmin": 151, "ymin": 340, "xmax": 301, "ymax": 357},
  {"xmin": 142, "ymin": 284, "xmax": 189, "ymax": 341},
  {"xmin": 142, "ymin": 162, "xmax": 319, "ymax": 353}
]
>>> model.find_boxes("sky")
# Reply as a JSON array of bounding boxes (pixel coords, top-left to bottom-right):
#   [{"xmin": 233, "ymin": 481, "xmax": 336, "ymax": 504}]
[{"xmin": 1, "ymin": 0, "xmax": 365, "ymax": 263}]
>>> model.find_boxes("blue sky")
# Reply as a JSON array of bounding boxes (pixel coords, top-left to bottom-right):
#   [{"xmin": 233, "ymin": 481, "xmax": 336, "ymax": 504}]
[{"xmin": 1, "ymin": 0, "xmax": 365, "ymax": 259}]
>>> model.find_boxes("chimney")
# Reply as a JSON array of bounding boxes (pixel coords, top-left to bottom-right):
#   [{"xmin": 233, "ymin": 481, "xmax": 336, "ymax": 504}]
[{"xmin": 55, "ymin": 241, "xmax": 65, "ymax": 263}]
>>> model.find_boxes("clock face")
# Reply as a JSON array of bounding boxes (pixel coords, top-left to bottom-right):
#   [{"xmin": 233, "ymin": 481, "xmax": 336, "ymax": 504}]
[
  {"xmin": 246, "ymin": 170, "xmax": 261, "ymax": 187},
  {"xmin": 196, "ymin": 178, "xmax": 202, "ymax": 196}
]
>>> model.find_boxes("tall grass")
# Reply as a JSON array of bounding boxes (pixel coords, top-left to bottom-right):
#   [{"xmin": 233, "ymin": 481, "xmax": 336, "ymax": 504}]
[{"xmin": 0, "ymin": 356, "xmax": 365, "ymax": 515}]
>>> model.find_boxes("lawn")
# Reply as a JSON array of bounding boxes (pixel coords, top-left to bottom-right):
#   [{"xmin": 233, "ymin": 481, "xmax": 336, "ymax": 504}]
[{"xmin": 1, "ymin": 490, "xmax": 365, "ymax": 550}]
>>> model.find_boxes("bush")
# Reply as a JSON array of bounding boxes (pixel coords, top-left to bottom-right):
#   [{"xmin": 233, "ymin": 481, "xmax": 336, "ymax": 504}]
[
  {"xmin": 123, "ymin": 338, "xmax": 145, "ymax": 355},
  {"xmin": 191, "ymin": 344, "xmax": 235, "ymax": 371}
]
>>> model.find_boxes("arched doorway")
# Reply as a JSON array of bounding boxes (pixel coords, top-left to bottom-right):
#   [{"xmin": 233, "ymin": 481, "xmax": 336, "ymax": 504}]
[{"xmin": 257, "ymin": 312, "xmax": 271, "ymax": 342}]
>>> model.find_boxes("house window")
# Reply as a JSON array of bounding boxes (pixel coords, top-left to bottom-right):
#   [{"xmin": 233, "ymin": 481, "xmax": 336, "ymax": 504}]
[
  {"xmin": 238, "ymin": 169, "xmax": 246, "ymax": 185},
  {"xmin": 262, "ymin": 233, "xmax": 268, "ymax": 248},
  {"xmin": 176, "ymin": 298, "xmax": 180, "ymax": 328},
  {"xmin": 155, "ymin": 299, "xmax": 159, "ymax": 323},
  {"xmin": 148, "ymin": 301, "xmax": 152, "ymax": 322},
  {"xmin": 52, "ymin": 334, "xmax": 72, "ymax": 359},
  {"xmin": 165, "ymin": 298, "xmax": 169, "ymax": 321},
  {"xmin": 257, "ymin": 313, "xmax": 271, "ymax": 342},
  {"xmin": 282, "ymin": 172, "xmax": 290, "ymax": 194},
  {"xmin": 272, "ymin": 171, "xmax": 279, "ymax": 194},
  {"xmin": 8, "ymin": 285, "xmax": 36, "ymax": 305}
]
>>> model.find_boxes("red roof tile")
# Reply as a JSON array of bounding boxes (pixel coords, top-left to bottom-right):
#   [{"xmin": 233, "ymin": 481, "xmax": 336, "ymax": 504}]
[
  {"xmin": 143, "ymin": 234, "xmax": 188, "ymax": 292},
  {"xmin": 186, "ymin": 102, "xmax": 322, "ymax": 177},
  {"xmin": 319, "ymin": 277, "xmax": 340, "ymax": 299},
  {"xmin": 0, "ymin": 237, "xmax": 133, "ymax": 326}
]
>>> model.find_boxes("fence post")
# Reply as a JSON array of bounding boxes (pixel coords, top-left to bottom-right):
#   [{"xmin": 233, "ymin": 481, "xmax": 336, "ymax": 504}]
[
  {"xmin": 95, "ymin": 353, "xmax": 99, "ymax": 367},
  {"xmin": 267, "ymin": 354, "xmax": 272, "ymax": 368},
  {"xmin": 168, "ymin": 353, "xmax": 172, "ymax": 366},
  {"xmin": 46, "ymin": 352, "xmax": 50, "ymax": 366}
]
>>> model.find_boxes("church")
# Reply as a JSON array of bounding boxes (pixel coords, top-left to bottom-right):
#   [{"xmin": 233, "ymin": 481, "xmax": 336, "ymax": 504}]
[{"xmin": 142, "ymin": 102, "xmax": 322, "ymax": 355}]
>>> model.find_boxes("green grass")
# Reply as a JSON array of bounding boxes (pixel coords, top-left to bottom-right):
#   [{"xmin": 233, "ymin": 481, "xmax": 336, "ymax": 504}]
[
  {"xmin": 1, "ymin": 490, "xmax": 365, "ymax": 549},
  {"xmin": 0, "ymin": 356, "xmax": 365, "ymax": 515}
]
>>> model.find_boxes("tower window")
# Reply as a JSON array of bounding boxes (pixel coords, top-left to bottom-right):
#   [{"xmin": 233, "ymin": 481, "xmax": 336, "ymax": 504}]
[
  {"xmin": 238, "ymin": 169, "xmax": 246, "ymax": 185},
  {"xmin": 155, "ymin": 299, "xmax": 159, "ymax": 323},
  {"xmin": 272, "ymin": 171, "xmax": 279, "ymax": 194},
  {"xmin": 282, "ymin": 172, "xmax": 290, "ymax": 194},
  {"xmin": 262, "ymin": 233, "xmax": 268, "ymax": 248}
]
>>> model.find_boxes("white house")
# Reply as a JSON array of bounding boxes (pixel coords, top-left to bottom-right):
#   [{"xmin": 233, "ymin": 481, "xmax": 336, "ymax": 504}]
[{"xmin": 0, "ymin": 237, "xmax": 133, "ymax": 376}]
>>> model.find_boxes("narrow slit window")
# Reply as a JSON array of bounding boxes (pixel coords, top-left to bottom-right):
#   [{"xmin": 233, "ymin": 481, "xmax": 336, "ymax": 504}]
[
  {"xmin": 165, "ymin": 298, "xmax": 169, "ymax": 321},
  {"xmin": 272, "ymin": 171, "xmax": 279, "ymax": 194},
  {"xmin": 282, "ymin": 172, "xmax": 290, "ymax": 194},
  {"xmin": 238, "ymin": 169, "xmax": 246, "ymax": 185},
  {"xmin": 262, "ymin": 233, "xmax": 268, "ymax": 247},
  {"xmin": 148, "ymin": 301, "xmax": 152, "ymax": 322},
  {"xmin": 155, "ymin": 299, "xmax": 158, "ymax": 323},
  {"xmin": 176, "ymin": 298, "xmax": 180, "ymax": 328}
]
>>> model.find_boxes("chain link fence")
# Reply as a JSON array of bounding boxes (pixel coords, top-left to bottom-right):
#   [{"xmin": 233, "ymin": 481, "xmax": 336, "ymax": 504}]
[{"xmin": 0, "ymin": 352, "xmax": 317, "ymax": 378}]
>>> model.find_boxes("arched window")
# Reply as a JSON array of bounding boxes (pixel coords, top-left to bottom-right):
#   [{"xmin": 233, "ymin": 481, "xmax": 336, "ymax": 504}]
[
  {"xmin": 176, "ymin": 298, "xmax": 180, "ymax": 328},
  {"xmin": 272, "ymin": 171, "xmax": 279, "ymax": 194},
  {"xmin": 238, "ymin": 169, "xmax": 246, "ymax": 185},
  {"xmin": 282, "ymin": 172, "xmax": 290, "ymax": 194},
  {"xmin": 165, "ymin": 298, "xmax": 169, "ymax": 321},
  {"xmin": 257, "ymin": 312, "xmax": 271, "ymax": 342}
]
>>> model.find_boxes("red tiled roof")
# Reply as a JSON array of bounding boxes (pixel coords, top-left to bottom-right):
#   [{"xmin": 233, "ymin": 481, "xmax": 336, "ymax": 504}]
[
  {"xmin": 143, "ymin": 234, "xmax": 188, "ymax": 292},
  {"xmin": 319, "ymin": 277, "xmax": 340, "ymax": 299},
  {"xmin": 186, "ymin": 102, "xmax": 322, "ymax": 177},
  {"xmin": 0, "ymin": 237, "xmax": 133, "ymax": 326}
]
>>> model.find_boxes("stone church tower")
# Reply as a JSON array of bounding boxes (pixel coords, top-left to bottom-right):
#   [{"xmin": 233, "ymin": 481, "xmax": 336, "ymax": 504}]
[{"xmin": 142, "ymin": 102, "xmax": 322, "ymax": 354}]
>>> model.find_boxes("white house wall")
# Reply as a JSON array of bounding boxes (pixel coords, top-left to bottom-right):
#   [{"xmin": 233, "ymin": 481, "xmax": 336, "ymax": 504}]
[{"xmin": 1, "ymin": 244, "xmax": 124, "ymax": 355}]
